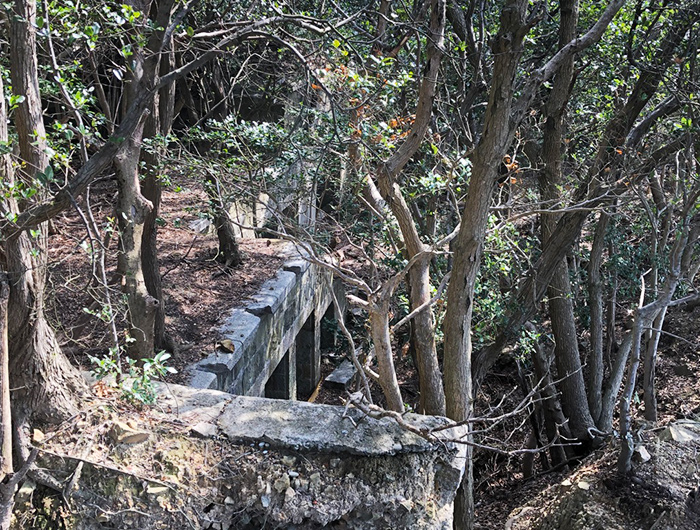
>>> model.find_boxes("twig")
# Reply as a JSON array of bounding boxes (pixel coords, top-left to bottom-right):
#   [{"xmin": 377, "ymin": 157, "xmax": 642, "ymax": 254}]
[
  {"xmin": 37, "ymin": 448, "xmax": 179, "ymax": 492},
  {"xmin": 161, "ymin": 235, "xmax": 199, "ymax": 281}
]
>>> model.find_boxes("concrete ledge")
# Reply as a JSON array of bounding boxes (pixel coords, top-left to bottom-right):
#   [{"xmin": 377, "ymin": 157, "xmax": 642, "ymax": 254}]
[
  {"xmin": 186, "ymin": 239, "xmax": 339, "ymax": 399},
  {"xmin": 246, "ymin": 270, "xmax": 297, "ymax": 316},
  {"xmin": 218, "ymin": 308, "xmax": 261, "ymax": 353},
  {"xmin": 219, "ymin": 395, "xmax": 459, "ymax": 456}
]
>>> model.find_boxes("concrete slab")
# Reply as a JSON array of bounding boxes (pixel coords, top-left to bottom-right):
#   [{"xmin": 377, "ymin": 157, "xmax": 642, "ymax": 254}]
[
  {"xmin": 196, "ymin": 352, "xmax": 241, "ymax": 374},
  {"xmin": 283, "ymin": 258, "xmax": 311, "ymax": 275},
  {"xmin": 218, "ymin": 395, "xmax": 458, "ymax": 456},
  {"xmin": 187, "ymin": 369, "xmax": 218, "ymax": 390}
]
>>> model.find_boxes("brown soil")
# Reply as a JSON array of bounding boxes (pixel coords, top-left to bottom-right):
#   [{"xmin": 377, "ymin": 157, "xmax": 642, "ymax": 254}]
[{"xmin": 47, "ymin": 175, "xmax": 286, "ymax": 382}]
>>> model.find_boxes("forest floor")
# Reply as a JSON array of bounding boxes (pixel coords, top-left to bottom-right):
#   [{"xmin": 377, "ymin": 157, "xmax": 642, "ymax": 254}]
[{"xmin": 46, "ymin": 174, "xmax": 700, "ymax": 529}]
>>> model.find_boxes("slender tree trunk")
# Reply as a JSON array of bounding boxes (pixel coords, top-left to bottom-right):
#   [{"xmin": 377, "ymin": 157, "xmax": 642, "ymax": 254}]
[
  {"xmin": 142, "ymin": 28, "xmax": 177, "ymax": 352},
  {"xmin": 368, "ymin": 296, "xmax": 404, "ymax": 412},
  {"xmin": 374, "ymin": 0, "xmax": 447, "ymax": 416},
  {"xmin": 588, "ymin": 212, "xmax": 609, "ymax": 425},
  {"xmin": 642, "ymin": 307, "xmax": 666, "ymax": 421},
  {"xmin": 205, "ymin": 172, "xmax": 243, "ymax": 268},
  {"xmin": 0, "ymin": 52, "xmax": 12, "ymax": 480},
  {"xmin": 0, "ymin": 275, "xmax": 10, "ymax": 477},
  {"xmin": 537, "ymin": 0, "xmax": 596, "ymax": 443},
  {"xmin": 116, "ymin": 0, "xmax": 175, "ymax": 358}
]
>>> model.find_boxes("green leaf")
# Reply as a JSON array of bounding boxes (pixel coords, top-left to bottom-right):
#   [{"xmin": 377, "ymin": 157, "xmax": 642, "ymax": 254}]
[{"xmin": 332, "ymin": 39, "xmax": 340, "ymax": 48}]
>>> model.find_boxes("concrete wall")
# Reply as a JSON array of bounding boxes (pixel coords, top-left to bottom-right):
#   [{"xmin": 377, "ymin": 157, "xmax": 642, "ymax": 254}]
[{"xmin": 187, "ymin": 241, "xmax": 344, "ymax": 400}]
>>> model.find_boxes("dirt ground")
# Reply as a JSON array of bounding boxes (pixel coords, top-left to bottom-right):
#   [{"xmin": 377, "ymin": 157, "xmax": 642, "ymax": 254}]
[{"xmin": 45, "ymin": 173, "xmax": 700, "ymax": 529}]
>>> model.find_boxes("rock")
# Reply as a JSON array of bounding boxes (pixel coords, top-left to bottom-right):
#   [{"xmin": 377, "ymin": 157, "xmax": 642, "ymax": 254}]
[
  {"xmin": 108, "ymin": 421, "xmax": 150, "ymax": 445},
  {"xmin": 659, "ymin": 423, "xmax": 700, "ymax": 443},
  {"xmin": 190, "ymin": 422, "xmax": 218, "ymax": 438},
  {"xmin": 324, "ymin": 360, "xmax": 356, "ymax": 390},
  {"xmin": 15, "ymin": 479, "xmax": 35, "ymax": 506},
  {"xmin": 146, "ymin": 485, "xmax": 169, "ymax": 496},
  {"xmin": 577, "ymin": 480, "xmax": 591, "ymax": 491},
  {"xmin": 634, "ymin": 445, "xmax": 651, "ymax": 463},
  {"xmin": 284, "ymin": 487, "xmax": 296, "ymax": 503},
  {"xmin": 32, "ymin": 428, "xmax": 45, "ymax": 444},
  {"xmin": 273, "ymin": 474, "xmax": 290, "ymax": 493}
]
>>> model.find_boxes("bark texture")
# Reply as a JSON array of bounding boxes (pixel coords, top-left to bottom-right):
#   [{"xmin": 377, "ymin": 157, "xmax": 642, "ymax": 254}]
[{"xmin": 4, "ymin": 0, "xmax": 85, "ymax": 429}]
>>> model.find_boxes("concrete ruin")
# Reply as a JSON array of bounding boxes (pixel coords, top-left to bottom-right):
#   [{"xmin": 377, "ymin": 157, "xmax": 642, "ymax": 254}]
[
  {"xmin": 158, "ymin": 240, "xmax": 468, "ymax": 528},
  {"xmin": 45, "ymin": 384, "xmax": 466, "ymax": 529},
  {"xmin": 187, "ymin": 240, "xmax": 344, "ymax": 401}
]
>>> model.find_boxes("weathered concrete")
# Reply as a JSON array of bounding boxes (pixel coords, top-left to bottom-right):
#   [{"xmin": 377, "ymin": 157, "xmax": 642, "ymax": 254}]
[
  {"xmin": 158, "ymin": 384, "xmax": 465, "ymax": 529},
  {"xmin": 186, "ymin": 240, "xmax": 344, "ymax": 400}
]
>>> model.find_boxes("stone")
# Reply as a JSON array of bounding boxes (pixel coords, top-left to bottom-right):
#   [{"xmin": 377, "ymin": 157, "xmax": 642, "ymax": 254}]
[
  {"xmin": 634, "ymin": 445, "xmax": 651, "ymax": 463},
  {"xmin": 108, "ymin": 421, "xmax": 150, "ymax": 445},
  {"xmin": 32, "ymin": 428, "xmax": 45, "ymax": 444},
  {"xmin": 191, "ymin": 422, "xmax": 218, "ymax": 438},
  {"xmin": 284, "ymin": 487, "xmax": 296, "ymax": 503},
  {"xmin": 659, "ymin": 423, "xmax": 700, "ymax": 443},
  {"xmin": 274, "ymin": 474, "xmax": 290, "ymax": 493},
  {"xmin": 324, "ymin": 359, "xmax": 356, "ymax": 390},
  {"xmin": 146, "ymin": 485, "xmax": 169, "ymax": 496}
]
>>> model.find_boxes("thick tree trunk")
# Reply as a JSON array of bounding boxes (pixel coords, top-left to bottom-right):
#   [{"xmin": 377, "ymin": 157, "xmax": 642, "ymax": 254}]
[
  {"xmin": 5, "ymin": 0, "xmax": 84, "ymax": 431},
  {"xmin": 443, "ymin": 2, "xmax": 530, "ymax": 527}
]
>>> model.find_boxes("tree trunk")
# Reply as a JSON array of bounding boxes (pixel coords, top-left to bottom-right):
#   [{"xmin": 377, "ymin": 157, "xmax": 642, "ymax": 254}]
[
  {"xmin": 0, "ymin": 275, "xmax": 11, "ymax": 477},
  {"xmin": 407, "ymin": 259, "xmax": 445, "ymax": 415},
  {"xmin": 0, "ymin": 50, "xmax": 12, "ymax": 480},
  {"xmin": 373, "ymin": 0, "xmax": 447, "ymax": 416},
  {"xmin": 529, "ymin": 325, "xmax": 573, "ymax": 466},
  {"xmin": 642, "ymin": 307, "xmax": 666, "ymax": 421},
  {"xmin": 5, "ymin": 0, "xmax": 84, "ymax": 431},
  {"xmin": 141, "ymin": 26, "xmax": 177, "ymax": 352},
  {"xmin": 537, "ymin": 0, "xmax": 596, "ymax": 443},
  {"xmin": 368, "ymin": 296, "xmax": 404, "ymax": 412},
  {"xmin": 205, "ymin": 172, "xmax": 243, "ymax": 268},
  {"xmin": 587, "ymin": 212, "xmax": 609, "ymax": 425},
  {"xmin": 116, "ymin": 0, "xmax": 175, "ymax": 358},
  {"xmin": 443, "ymin": 2, "xmax": 530, "ymax": 527},
  {"xmin": 115, "ymin": 128, "xmax": 159, "ymax": 359}
]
